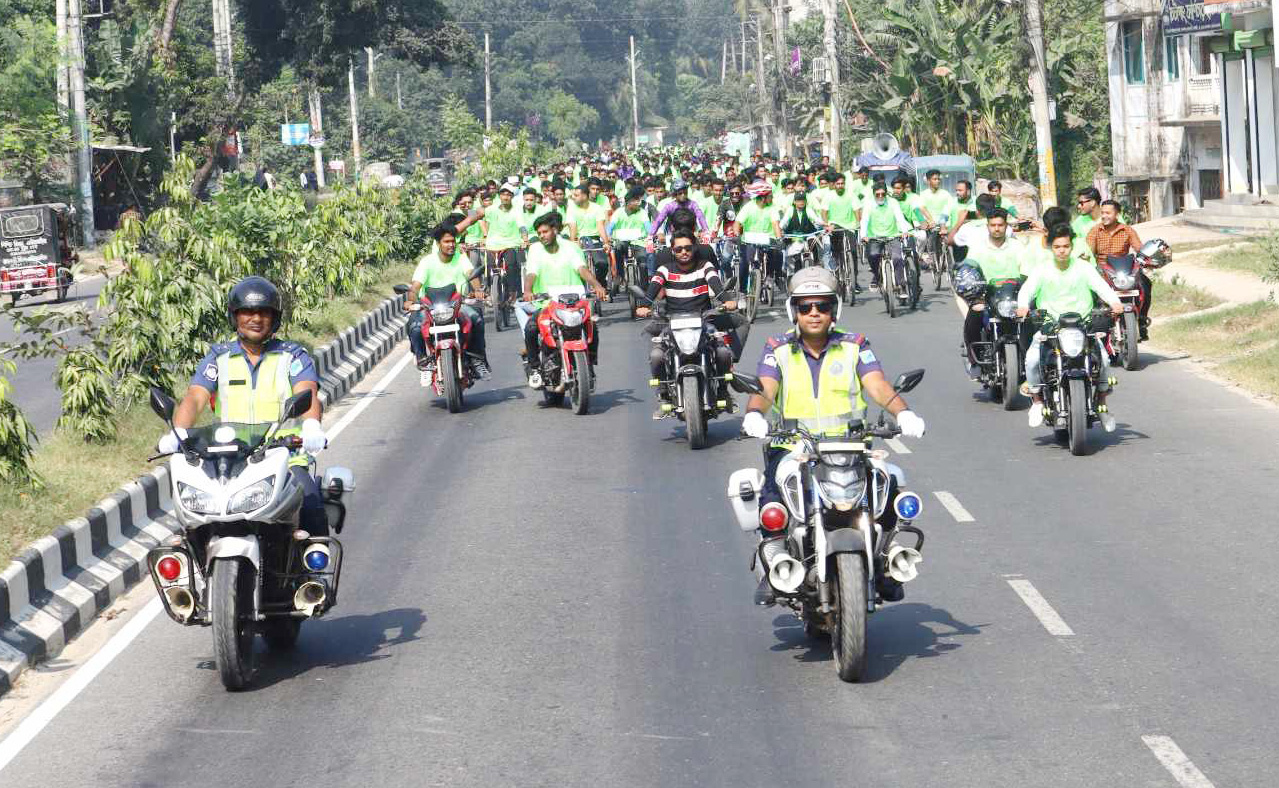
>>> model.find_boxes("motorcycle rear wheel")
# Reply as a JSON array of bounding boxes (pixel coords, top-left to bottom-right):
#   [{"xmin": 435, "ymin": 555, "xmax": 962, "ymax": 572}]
[
  {"xmin": 441, "ymin": 347, "xmax": 463, "ymax": 413},
  {"xmin": 1122, "ymin": 312, "xmax": 1140, "ymax": 370},
  {"xmin": 1067, "ymin": 377, "xmax": 1089, "ymax": 456},
  {"xmin": 682, "ymin": 376, "xmax": 707, "ymax": 449},
  {"xmin": 212, "ymin": 559, "xmax": 257, "ymax": 691},
  {"xmin": 570, "ymin": 350, "xmax": 592, "ymax": 415},
  {"xmin": 833, "ymin": 553, "xmax": 868, "ymax": 683},
  {"xmin": 1002, "ymin": 344, "xmax": 1020, "ymax": 411}
]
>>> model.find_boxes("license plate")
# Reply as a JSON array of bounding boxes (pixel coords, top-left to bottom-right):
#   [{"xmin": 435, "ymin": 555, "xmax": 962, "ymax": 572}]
[
  {"xmin": 669, "ymin": 316, "xmax": 703, "ymax": 330},
  {"xmin": 429, "ymin": 324, "xmax": 460, "ymax": 335},
  {"xmin": 819, "ymin": 442, "xmax": 866, "ymax": 453},
  {"xmin": 1117, "ymin": 290, "xmax": 1139, "ymax": 297}
]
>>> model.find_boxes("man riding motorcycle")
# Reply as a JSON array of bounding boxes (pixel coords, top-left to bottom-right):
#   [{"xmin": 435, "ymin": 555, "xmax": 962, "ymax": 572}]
[
  {"xmin": 960, "ymin": 208, "xmax": 1030, "ymax": 377},
  {"xmin": 741, "ymin": 268, "xmax": 926, "ymax": 604},
  {"xmin": 157, "ymin": 276, "xmax": 329, "ymax": 537},
  {"xmin": 522, "ymin": 212, "xmax": 608, "ymax": 389},
  {"xmin": 404, "ymin": 220, "xmax": 491, "ymax": 386}
]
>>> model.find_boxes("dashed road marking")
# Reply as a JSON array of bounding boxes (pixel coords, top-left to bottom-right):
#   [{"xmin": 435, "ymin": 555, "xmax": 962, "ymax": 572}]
[
  {"xmin": 884, "ymin": 437, "xmax": 911, "ymax": 454},
  {"xmin": 1142, "ymin": 736, "xmax": 1216, "ymax": 788},
  {"xmin": 933, "ymin": 491, "xmax": 974, "ymax": 522},
  {"xmin": 1005, "ymin": 577, "xmax": 1074, "ymax": 636}
]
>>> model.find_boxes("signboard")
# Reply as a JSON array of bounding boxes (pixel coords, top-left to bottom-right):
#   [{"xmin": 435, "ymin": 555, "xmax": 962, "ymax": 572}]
[
  {"xmin": 0, "ymin": 207, "xmax": 56, "ymax": 268},
  {"xmin": 328, "ymin": 160, "xmax": 345, "ymax": 171},
  {"xmin": 308, "ymin": 134, "xmax": 326, "ymax": 148},
  {"xmin": 724, "ymin": 131, "xmax": 752, "ymax": 163},
  {"xmin": 1162, "ymin": 0, "xmax": 1221, "ymax": 35},
  {"xmin": 280, "ymin": 123, "xmax": 310, "ymax": 146}
]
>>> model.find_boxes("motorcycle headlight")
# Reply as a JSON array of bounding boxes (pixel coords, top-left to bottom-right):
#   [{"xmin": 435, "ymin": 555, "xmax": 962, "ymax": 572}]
[
  {"xmin": 227, "ymin": 480, "xmax": 274, "ymax": 514},
  {"xmin": 673, "ymin": 327, "xmax": 702, "ymax": 355},
  {"xmin": 1058, "ymin": 327, "xmax": 1086, "ymax": 357},
  {"xmin": 815, "ymin": 464, "xmax": 866, "ymax": 506},
  {"xmin": 995, "ymin": 298, "xmax": 1017, "ymax": 319},
  {"xmin": 430, "ymin": 305, "xmax": 455, "ymax": 322},
  {"xmin": 1110, "ymin": 272, "xmax": 1134, "ymax": 290},
  {"xmin": 177, "ymin": 482, "xmax": 219, "ymax": 515},
  {"xmin": 555, "ymin": 308, "xmax": 584, "ymax": 327}
]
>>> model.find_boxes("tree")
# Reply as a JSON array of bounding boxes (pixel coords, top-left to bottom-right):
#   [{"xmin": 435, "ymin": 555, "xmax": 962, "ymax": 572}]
[
  {"xmin": 545, "ymin": 90, "xmax": 598, "ymax": 145},
  {"xmin": 441, "ymin": 94, "xmax": 483, "ymax": 150}
]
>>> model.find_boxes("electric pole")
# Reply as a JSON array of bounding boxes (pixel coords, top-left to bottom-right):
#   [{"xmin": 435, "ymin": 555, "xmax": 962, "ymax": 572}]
[
  {"xmin": 484, "ymin": 32, "xmax": 493, "ymax": 132},
  {"xmin": 348, "ymin": 57, "xmax": 362, "ymax": 180},
  {"xmin": 629, "ymin": 35, "xmax": 641, "ymax": 148},
  {"xmin": 308, "ymin": 87, "xmax": 326, "ymax": 189},
  {"xmin": 55, "ymin": 0, "xmax": 69, "ymax": 112},
  {"xmin": 396, "ymin": 72, "xmax": 403, "ymax": 110},
  {"xmin": 211, "ymin": 0, "xmax": 234, "ymax": 87},
  {"xmin": 772, "ymin": 0, "xmax": 789, "ymax": 157},
  {"xmin": 67, "ymin": 0, "xmax": 94, "ymax": 247},
  {"xmin": 1024, "ymin": 0, "xmax": 1058, "ymax": 206},
  {"xmin": 741, "ymin": 21, "xmax": 748, "ymax": 76},
  {"xmin": 754, "ymin": 17, "xmax": 771, "ymax": 155},
  {"xmin": 821, "ymin": 0, "xmax": 841, "ymax": 165},
  {"xmin": 721, "ymin": 39, "xmax": 728, "ymax": 85},
  {"xmin": 366, "ymin": 47, "xmax": 376, "ymax": 97}
]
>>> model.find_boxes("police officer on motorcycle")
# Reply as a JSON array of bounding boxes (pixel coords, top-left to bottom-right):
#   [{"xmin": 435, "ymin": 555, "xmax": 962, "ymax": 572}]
[
  {"xmin": 741, "ymin": 268, "xmax": 926, "ymax": 602},
  {"xmin": 157, "ymin": 276, "xmax": 329, "ymax": 535}
]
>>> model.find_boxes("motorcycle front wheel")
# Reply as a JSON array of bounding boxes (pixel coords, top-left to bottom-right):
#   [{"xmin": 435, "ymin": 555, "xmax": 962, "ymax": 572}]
[
  {"xmin": 570, "ymin": 350, "xmax": 592, "ymax": 415},
  {"xmin": 212, "ymin": 559, "xmax": 257, "ymax": 691},
  {"xmin": 1002, "ymin": 343, "xmax": 1020, "ymax": 411},
  {"xmin": 833, "ymin": 553, "xmax": 868, "ymax": 683},
  {"xmin": 440, "ymin": 347, "xmax": 463, "ymax": 413},
  {"xmin": 1122, "ymin": 312, "xmax": 1140, "ymax": 370},
  {"xmin": 682, "ymin": 376, "xmax": 707, "ymax": 449},
  {"xmin": 1067, "ymin": 377, "xmax": 1089, "ymax": 456}
]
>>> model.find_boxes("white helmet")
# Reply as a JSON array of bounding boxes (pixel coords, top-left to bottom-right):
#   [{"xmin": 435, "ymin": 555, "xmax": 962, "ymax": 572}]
[{"xmin": 786, "ymin": 267, "xmax": 842, "ymax": 323}]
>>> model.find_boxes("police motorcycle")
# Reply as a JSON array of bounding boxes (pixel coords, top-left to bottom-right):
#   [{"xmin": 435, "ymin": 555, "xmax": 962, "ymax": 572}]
[
  {"xmin": 631, "ymin": 286, "xmax": 739, "ymax": 450},
  {"xmin": 726, "ymin": 369, "xmax": 927, "ymax": 682},
  {"xmin": 1028, "ymin": 308, "xmax": 1117, "ymax": 456},
  {"xmin": 956, "ymin": 264, "xmax": 1024, "ymax": 410},
  {"xmin": 145, "ymin": 387, "xmax": 353, "ymax": 691}
]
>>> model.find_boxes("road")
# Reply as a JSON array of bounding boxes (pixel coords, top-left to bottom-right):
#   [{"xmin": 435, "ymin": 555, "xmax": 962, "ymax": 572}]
[
  {"xmin": 0, "ymin": 281, "xmax": 1274, "ymax": 787},
  {"xmin": 0, "ymin": 274, "xmax": 109, "ymax": 435}
]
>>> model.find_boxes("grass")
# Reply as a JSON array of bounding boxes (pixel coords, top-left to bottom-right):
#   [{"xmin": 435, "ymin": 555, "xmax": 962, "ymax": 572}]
[
  {"xmin": 1152, "ymin": 300, "xmax": 1279, "ymax": 399},
  {"xmin": 0, "ymin": 261, "xmax": 415, "ymax": 565},
  {"xmin": 1149, "ymin": 274, "xmax": 1224, "ymax": 318},
  {"xmin": 1201, "ymin": 242, "xmax": 1271, "ymax": 278}
]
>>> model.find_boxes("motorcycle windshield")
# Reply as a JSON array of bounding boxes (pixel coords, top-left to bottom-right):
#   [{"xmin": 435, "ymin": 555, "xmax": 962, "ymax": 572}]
[
  {"xmin": 182, "ymin": 422, "xmax": 275, "ymax": 459},
  {"xmin": 425, "ymin": 285, "xmax": 458, "ymax": 308}
]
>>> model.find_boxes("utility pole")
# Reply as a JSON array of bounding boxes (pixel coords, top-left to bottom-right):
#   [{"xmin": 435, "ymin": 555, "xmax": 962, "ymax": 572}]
[
  {"xmin": 741, "ymin": 21, "xmax": 748, "ymax": 76},
  {"xmin": 67, "ymin": 0, "xmax": 94, "ymax": 247},
  {"xmin": 754, "ymin": 17, "xmax": 771, "ymax": 155},
  {"xmin": 348, "ymin": 58, "xmax": 361, "ymax": 181},
  {"xmin": 721, "ymin": 39, "xmax": 728, "ymax": 85},
  {"xmin": 396, "ymin": 72, "xmax": 403, "ymax": 110},
  {"xmin": 771, "ymin": 0, "xmax": 789, "ymax": 157},
  {"xmin": 55, "ymin": 0, "xmax": 69, "ymax": 112},
  {"xmin": 484, "ymin": 32, "xmax": 493, "ymax": 132},
  {"xmin": 821, "ymin": 0, "xmax": 841, "ymax": 165},
  {"xmin": 1024, "ymin": 0, "xmax": 1057, "ymax": 206},
  {"xmin": 308, "ymin": 87, "xmax": 326, "ymax": 189},
  {"xmin": 211, "ymin": 0, "xmax": 234, "ymax": 87},
  {"xmin": 629, "ymin": 35, "xmax": 641, "ymax": 148},
  {"xmin": 366, "ymin": 47, "xmax": 376, "ymax": 97}
]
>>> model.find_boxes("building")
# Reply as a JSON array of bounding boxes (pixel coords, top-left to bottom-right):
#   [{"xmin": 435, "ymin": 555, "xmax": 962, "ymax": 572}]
[{"xmin": 1105, "ymin": 0, "xmax": 1279, "ymax": 221}]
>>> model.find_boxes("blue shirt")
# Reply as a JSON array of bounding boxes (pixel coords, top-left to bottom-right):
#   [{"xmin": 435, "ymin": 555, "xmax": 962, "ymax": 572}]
[
  {"xmin": 756, "ymin": 329, "xmax": 883, "ymax": 398},
  {"xmin": 190, "ymin": 338, "xmax": 319, "ymax": 393}
]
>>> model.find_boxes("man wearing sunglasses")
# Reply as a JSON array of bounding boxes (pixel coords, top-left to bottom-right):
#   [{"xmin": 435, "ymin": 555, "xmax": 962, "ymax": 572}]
[{"xmin": 741, "ymin": 267, "xmax": 926, "ymax": 603}]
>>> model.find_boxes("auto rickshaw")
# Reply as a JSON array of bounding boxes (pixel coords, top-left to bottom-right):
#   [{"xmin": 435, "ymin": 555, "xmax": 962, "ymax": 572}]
[
  {"xmin": 912, "ymin": 154, "xmax": 977, "ymax": 196},
  {"xmin": 0, "ymin": 203, "xmax": 77, "ymax": 306}
]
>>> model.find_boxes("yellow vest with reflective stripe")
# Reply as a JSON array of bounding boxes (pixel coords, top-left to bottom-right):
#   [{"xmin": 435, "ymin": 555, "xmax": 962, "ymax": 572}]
[
  {"xmin": 774, "ymin": 340, "xmax": 868, "ymax": 445},
  {"xmin": 215, "ymin": 350, "xmax": 307, "ymax": 464}
]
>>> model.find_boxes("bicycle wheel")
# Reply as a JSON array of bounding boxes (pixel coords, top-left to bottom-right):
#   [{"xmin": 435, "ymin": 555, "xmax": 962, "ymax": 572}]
[
  {"xmin": 931, "ymin": 236, "xmax": 944, "ymax": 291},
  {"xmin": 490, "ymin": 273, "xmax": 505, "ymax": 332},
  {"xmin": 746, "ymin": 268, "xmax": 761, "ymax": 324},
  {"xmin": 882, "ymin": 260, "xmax": 897, "ymax": 318}
]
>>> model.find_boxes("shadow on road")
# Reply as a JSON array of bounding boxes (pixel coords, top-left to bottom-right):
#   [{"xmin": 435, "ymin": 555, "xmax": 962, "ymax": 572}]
[
  {"xmin": 1031, "ymin": 422, "xmax": 1150, "ymax": 455},
  {"xmin": 769, "ymin": 603, "xmax": 984, "ymax": 683},
  {"xmin": 195, "ymin": 606, "xmax": 427, "ymax": 691}
]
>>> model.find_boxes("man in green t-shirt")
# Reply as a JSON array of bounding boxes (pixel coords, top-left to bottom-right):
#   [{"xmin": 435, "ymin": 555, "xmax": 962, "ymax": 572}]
[
  {"xmin": 484, "ymin": 183, "xmax": 531, "ymax": 307},
  {"xmin": 824, "ymin": 172, "xmax": 862, "ymax": 285},
  {"xmin": 987, "ymin": 180, "xmax": 1018, "ymax": 218},
  {"xmin": 860, "ymin": 181, "xmax": 912, "ymax": 290},
  {"xmin": 405, "ymin": 219, "xmax": 489, "ymax": 385},
  {"xmin": 566, "ymin": 183, "xmax": 614, "ymax": 285},
  {"xmin": 731, "ymin": 181, "xmax": 783, "ymax": 293},
  {"xmin": 959, "ymin": 208, "xmax": 1032, "ymax": 377},
  {"xmin": 1071, "ymin": 186, "xmax": 1102, "ymax": 239},
  {"xmin": 521, "ymin": 212, "xmax": 608, "ymax": 388}
]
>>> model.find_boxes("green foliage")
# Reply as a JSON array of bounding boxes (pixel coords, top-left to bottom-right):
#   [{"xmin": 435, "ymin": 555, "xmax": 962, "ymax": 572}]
[
  {"xmin": 442, "ymin": 94, "xmax": 484, "ymax": 150},
  {"xmin": 0, "ymin": 361, "xmax": 41, "ymax": 489},
  {"xmin": 0, "ymin": 114, "xmax": 75, "ymax": 203},
  {"xmin": 545, "ymin": 90, "xmax": 599, "ymax": 145},
  {"xmin": 56, "ymin": 348, "xmax": 118, "ymax": 444}
]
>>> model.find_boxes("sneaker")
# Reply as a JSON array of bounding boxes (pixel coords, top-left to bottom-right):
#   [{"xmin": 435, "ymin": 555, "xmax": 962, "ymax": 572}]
[
  {"xmin": 527, "ymin": 371, "xmax": 544, "ymax": 390},
  {"xmin": 415, "ymin": 355, "xmax": 431, "ymax": 371},
  {"xmin": 965, "ymin": 361, "xmax": 979, "ymax": 381},
  {"xmin": 753, "ymin": 576, "xmax": 776, "ymax": 607},
  {"xmin": 878, "ymin": 578, "xmax": 906, "ymax": 603},
  {"xmin": 854, "ymin": 284, "xmax": 865, "ymax": 294},
  {"xmin": 652, "ymin": 407, "xmax": 670, "ymax": 421},
  {"xmin": 1028, "ymin": 405, "xmax": 1045, "ymax": 428},
  {"xmin": 1100, "ymin": 411, "xmax": 1116, "ymax": 433},
  {"xmin": 470, "ymin": 356, "xmax": 491, "ymax": 379},
  {"xmin": 419, "ymin": 369, "xmax": 432, "ymax": 388}
]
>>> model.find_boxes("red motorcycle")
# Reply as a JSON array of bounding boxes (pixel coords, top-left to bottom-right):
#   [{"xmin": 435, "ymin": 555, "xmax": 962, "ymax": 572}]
[
  {"xmin": 529, "ymin": 288, "xmax": 596, "ymax": 414},
  {"xmin": 395, "ymin": 283, "xmax": 479, "ymax": 413},
  {"xmin": 1098, "ymin": 238, "xmax": 1169, "ymax": 371}
]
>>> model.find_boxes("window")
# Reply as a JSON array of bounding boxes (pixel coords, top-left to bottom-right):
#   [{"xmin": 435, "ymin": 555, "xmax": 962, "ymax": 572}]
[
  {"xmin": 1191, "ymin": 35, "xmax": 1215, "ymax": 76},
  {"xmin": 1123, "ymin": 20, "xmax": 1145, "ymax": 84},
  {"xmin": 1165, "ymin": 35, "xmax": 1181, "ymax": 80}
]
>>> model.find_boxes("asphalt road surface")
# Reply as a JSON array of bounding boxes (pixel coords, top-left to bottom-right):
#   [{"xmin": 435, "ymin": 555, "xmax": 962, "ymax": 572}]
[
  {"xmin": 0, "ymin": 278, "xmax": 1273, "ymax": 787},
  {"xmin": 0, "ymin": 273, "xmax": 108, "ymax": 434}
]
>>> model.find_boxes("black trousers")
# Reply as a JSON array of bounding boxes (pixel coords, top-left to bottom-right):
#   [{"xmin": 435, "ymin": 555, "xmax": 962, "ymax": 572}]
[{"xmin": 293, "ymin": 466, "xmax": 328, "ymax": 536}]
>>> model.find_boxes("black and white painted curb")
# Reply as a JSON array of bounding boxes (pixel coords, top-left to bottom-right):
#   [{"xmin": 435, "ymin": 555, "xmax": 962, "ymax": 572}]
[{"xmin": 0, "ymin": 293, "xmax": 406, "ymax": 696}]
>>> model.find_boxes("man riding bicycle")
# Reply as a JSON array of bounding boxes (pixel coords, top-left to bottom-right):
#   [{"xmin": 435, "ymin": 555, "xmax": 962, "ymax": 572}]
[{"xmin": 860, "ymin": 181, "xmax": 911, "ymax": 291}]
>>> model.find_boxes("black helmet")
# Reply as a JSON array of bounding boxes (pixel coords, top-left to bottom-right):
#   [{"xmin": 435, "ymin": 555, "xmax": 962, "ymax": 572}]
[{"xmin": 227, "ymin": 276, "xmax": 282, "ymax": 333}]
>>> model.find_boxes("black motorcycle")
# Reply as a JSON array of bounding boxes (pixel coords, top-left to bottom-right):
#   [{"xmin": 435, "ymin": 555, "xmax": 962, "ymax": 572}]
[
  {"xmin": 970, "ymin": 279, "xmax": 1026, "ymax": 410},
  {"xmin": 1031, "ymin": 309, "xmax": 1116, "ymax": 456}
]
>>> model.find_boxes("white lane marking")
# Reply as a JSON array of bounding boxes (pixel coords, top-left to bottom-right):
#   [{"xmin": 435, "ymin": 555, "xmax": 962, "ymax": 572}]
[
  {"xmin": 1006, "ymin": 578, "xmax": 1075, "ymax": 637},
  {"xmin": 1142, "ymin": 736, "xmax": 1216, "ymax": 788},
  {"xmin": 884, "ymin": 437, "xmax": 911, "ymax": 454},
  {"xmin": 0, "ymin": 597, "xmax": 162, "ymax": 773},
  {"xmin": 0, "ymin": 347, "xmax": 412, "ymax": 769},
  {"xmin": 933, "ymin": 491, "xmax": 974, "ymax": 522},
  {"xmin": 325, "ymin": 350, "xmax": 413, "ymax": 443}
]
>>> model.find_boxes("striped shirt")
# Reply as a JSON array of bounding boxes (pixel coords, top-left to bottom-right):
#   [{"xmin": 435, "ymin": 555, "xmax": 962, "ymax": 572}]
[{"xmin": 645, "ymin": 260, "xmax": 724, "ymax": 313}]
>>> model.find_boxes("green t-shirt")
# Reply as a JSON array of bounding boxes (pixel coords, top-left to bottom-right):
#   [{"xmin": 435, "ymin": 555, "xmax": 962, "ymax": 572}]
[
  {"xmin": 527, "ymin": 240, "xmax": 587, "ymax": 294},
  {"xmin": 969, "ymin": 239, "xmax": 1027, "ymax": 281},
  {"xmin": 825, "ymin": 189, "xmax": 860, "ymax": 230},
  {"xmin": 566, "ymin": 201, "xmax": 606, "ymax": 239},
  {"xmin": 736, "ymin": 200, "xmax": 777, "ymax": 238},
  {"xmin": 998, "ymin": 197, "xmax": 1019, "ymax": 218},
  {"xmin": 1020, "ymin": 257, "xmax": 1108, "ymax": 319},
  {"xmin": 412, "ymin": 249, "xmax": 471, "ymax": 292},
  {"xmin": 610, "ymin": 207, "xmax": 650, "ymax": 241},
  {"xmin": 864, "ymin": 200, "xmax": 905, "ymax": 239},
  {"xmin": 696, "ymin": 195, "xmax": 721, "ymax": 230},
  {"xmin": 462, "ymin": 219, "xmax": 484, "ymax": 244},
  {"xmin": 1071, "ymin": 213, "xmax": 1098, "ymax": 240},
  {"xmin": 918, "ymin": 187, "xmax": 955, "ymax": 225},
  {"xmin": 485, "ymin": 204, "xmax": 525, "ymax": 250},
  {"xmin": 892, "ymin": 193, "xmax": 925, "ymax": 226},
  {"xmin": 516, "ymin": 206, "xmax": 540, "ymax": 232},
  {"xmin": 808, "ymin": 187, "xmax": 833, "ymax": 216},
  {"xmin": 950, "ymin": 196, "xmax": 978, "ymax": 230}
]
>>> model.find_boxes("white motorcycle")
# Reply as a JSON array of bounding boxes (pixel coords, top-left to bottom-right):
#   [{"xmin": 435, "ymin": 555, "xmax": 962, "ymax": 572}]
[
  {"xmin": 726, "ymin": 370, "xmax": 927, "ymax": 682},
  {"xmin": 145, "ymin": 386, "xmax": 354, "ymax": 690}
]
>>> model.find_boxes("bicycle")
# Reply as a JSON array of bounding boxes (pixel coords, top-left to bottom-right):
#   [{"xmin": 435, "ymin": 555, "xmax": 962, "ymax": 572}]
[
  {"xmin": 830, "ymin": 227, "xmax": 859, "ymax": 307},
  {"xmin": 873, "ymin": 235, "xmax": 921, "ymax": 318},
  {"xmin": 485, "ymin": 248, "xmax": 519, "ymax": 332},
  {"xmin": 615, "ymin": 240, "xmax": 646, "ymax": 320}
]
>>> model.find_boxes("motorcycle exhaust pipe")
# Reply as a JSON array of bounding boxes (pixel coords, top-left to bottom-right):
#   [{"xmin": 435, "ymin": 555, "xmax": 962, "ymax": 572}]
[
  {"xmin": 885, "ymin": 544, "xmax": 922, "ymax": 583},
  {"xmin": 759, "ymin": 539, "xmax": 805, "ymax": 594},
  {"xmin": 163, "ymin": 586, "xmax": 195, "ymax": 621},
  {"xmin": 293, "ymin": 581, "xmax": 328, "ymax": 617}
]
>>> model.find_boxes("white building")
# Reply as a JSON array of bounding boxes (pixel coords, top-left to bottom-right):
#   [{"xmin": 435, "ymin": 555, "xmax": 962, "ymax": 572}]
[{"xmin": 1106, "ymin": 0, "xmax": 1279, "ymax": 221}]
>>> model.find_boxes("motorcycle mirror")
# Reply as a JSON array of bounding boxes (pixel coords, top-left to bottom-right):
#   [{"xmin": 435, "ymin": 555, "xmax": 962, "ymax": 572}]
[
  {"xmin": 149, "ymin": 385, "xmax": 176, "ymax": 422},
  {"xmin": 892, "ymin": 368, "xmax": 925, "ymax": 394},
  {"xmin": 392, "ymin": 284, "xmax": 409, "ymax": 295},
  {"xmin": 728, "ymin": 371, "xmax": 764, "ymax": 395},
  {"xmin": 282, "ymin": 389, "xmax": 313, "ymax": 420}
]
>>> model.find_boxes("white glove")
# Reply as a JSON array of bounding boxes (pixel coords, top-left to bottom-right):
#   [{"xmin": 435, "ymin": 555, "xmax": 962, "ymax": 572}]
[
  {"xmin": 301, "ymin": 418, "xmax": 327, "ymax": 454},
  {"xmin": 742, "ymin": 411, "xmax": 769, "ymax": 440},
  {"xmin": 897, "ymin": 410, "xmax": 926, "ymax": 439},
  {"xmin": 157, "ymin": 427, "xmax": 188, "ymax": 455}
]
